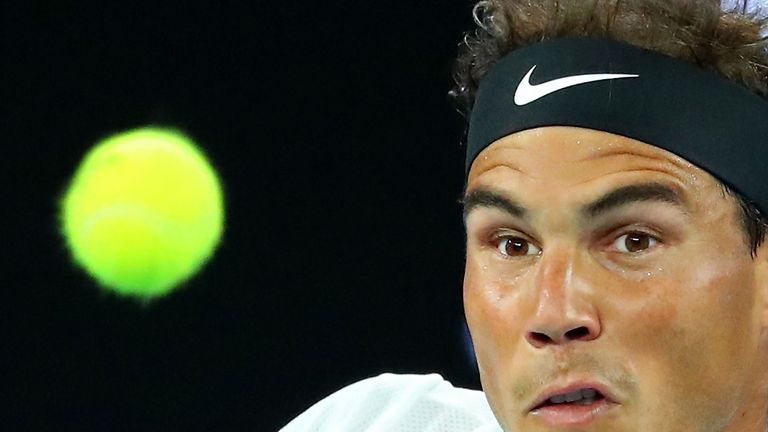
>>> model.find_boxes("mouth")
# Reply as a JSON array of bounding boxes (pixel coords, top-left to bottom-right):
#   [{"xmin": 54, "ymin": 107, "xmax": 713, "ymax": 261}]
[{"xmin": 528, "ymin": 383, "xmax": 619, "ymax": 427}]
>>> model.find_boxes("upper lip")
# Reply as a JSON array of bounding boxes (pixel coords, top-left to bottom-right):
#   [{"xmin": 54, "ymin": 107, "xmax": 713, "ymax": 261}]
[{"xmin": 528, "ymin": 379, "xmax": 618, "ymax": 412}]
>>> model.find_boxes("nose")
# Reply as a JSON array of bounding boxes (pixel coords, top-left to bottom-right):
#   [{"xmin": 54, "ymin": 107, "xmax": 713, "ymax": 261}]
[{"xmin": 524, "ymin": 249, "xmax": 601, "ymax": 348}]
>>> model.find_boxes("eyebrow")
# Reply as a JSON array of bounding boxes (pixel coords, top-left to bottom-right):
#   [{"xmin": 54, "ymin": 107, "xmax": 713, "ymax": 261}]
[{"xmin": 461, "ymin": 182, "xmax": 687, "ymax": 221}]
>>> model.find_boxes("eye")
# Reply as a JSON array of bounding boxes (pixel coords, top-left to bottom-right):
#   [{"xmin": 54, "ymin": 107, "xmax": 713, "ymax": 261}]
[
  {"xmin": 496, "ymin": 236, "xmax": 542, "ymax": 257},
  {"xmin": 612, "ymin": 231, "xmax": 659, "ymax": 254}
]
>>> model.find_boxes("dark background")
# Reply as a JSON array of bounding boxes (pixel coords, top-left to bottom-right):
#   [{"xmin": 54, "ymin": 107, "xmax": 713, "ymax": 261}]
[{"xmin": 5, "ymin": 1, "xmax": 480, "ymax": 430}]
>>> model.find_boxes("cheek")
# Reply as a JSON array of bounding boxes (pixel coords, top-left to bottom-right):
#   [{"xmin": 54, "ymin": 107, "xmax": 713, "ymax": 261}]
[
  {"xmin": 463, "ymin": 253, "xmax": 528, "ymax": 358},
  {"xmin": 464, "ymin": 263, "xmax": 507, "ymax": 370},
  {"xmin": 463, "ymin": 253, "xmax": 533, "ymax": 404},
  {"xmin": 616, "ymin": 256, "xmax": 758, "ymax": 422}
]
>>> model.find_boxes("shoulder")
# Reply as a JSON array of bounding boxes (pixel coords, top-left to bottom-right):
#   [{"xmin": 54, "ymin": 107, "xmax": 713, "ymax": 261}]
[{"xmin": 279, "ymin": 373, "xmax": 501, "ymax": 432}]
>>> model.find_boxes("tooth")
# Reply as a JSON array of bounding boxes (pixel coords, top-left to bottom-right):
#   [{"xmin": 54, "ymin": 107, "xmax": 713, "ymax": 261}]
[
  {"xmin": 582, "ymin": 388, "xmax": 597, "ymax": 398},
  {"xmin": 564, "ymin": 390, "xmax": 583, "ymax": 402},
  {"xmin": 550, "ymin": 394, "xmax": 567, "ymax": 403}
]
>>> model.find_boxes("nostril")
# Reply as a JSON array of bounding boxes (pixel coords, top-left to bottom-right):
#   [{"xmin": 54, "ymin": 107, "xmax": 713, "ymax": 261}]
[
  {"xmin": 529, "ymin": 332, "xmax": 552, "ymax": 344},
  {"xmin": 528, "ymin": 326, "xmax": 594, "ymax": 346},
  {"xmin": 565, "ymin": 326, "xmax": 590, "ymax": 339}
]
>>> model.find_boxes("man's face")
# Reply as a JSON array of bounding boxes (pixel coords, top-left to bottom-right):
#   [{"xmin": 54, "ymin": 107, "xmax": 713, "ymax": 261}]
[{"xmin": 463, "ymin": 126, "xmax": 768, "ymax": 432}]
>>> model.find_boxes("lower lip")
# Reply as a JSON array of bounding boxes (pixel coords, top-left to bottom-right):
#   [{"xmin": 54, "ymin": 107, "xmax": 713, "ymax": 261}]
[{"xmin": 529, "ymin": 398, "xmax": 617, "ymax": 427}]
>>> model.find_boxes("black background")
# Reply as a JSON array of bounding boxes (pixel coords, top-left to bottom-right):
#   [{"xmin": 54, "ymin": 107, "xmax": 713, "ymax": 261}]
[{"xmin": 5, "ymin": 1, "xmax": 481, "ymax": 430}]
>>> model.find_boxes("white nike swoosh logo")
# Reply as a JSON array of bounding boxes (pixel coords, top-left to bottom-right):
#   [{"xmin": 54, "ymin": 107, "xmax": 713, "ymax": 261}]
[{"xmin": 514, "ymin": 65, "xmax": 639, "ymax": 106}]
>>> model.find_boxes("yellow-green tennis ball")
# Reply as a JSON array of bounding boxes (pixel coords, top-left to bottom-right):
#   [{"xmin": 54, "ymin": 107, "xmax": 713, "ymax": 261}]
[{"xmin": 60, "ymin": 127, "xmax": 225, "ymax": 301}]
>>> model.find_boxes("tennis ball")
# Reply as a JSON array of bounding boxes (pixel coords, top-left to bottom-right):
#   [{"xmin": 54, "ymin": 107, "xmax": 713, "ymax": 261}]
[{"xmin": 59, "ymin": 127, "xmax": 225, "ymax": 301}]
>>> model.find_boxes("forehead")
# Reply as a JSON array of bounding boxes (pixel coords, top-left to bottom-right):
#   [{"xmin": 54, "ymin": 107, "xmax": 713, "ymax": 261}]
[{"xmin": 467, "ymin": 126, "xmax": 714, "ymax": 193}]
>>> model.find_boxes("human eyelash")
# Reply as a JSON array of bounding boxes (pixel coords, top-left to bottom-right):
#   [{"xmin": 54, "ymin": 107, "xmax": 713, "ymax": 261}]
[
  {"xmin": 609, "ymin": 229, "xmax": 663, "ymax": 255},
  {"xmin": 488, "ymin": 232, "xmax": 541, "ymax": 258}
]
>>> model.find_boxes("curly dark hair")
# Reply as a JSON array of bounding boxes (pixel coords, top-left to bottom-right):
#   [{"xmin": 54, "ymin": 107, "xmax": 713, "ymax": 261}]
[{"xmin": 449, "ymin": 0, "xmax": 768, "ymax": 257}]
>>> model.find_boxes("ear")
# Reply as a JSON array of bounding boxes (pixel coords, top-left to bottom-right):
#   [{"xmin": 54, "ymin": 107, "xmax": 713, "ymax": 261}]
[{"xmin": 754, "ymin": 241, "xmax": 768, "ymax": 330}]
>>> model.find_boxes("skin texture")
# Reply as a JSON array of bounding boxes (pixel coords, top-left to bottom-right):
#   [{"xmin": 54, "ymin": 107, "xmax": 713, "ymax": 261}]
[{"xmin": 463, "ymin": 126, "xmax": 768, "ymax": 432}]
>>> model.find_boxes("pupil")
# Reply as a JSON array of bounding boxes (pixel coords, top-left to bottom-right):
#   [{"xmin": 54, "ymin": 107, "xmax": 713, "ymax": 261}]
[
  {"xmin": 626, "ymin": 234, "xmax": 649, "ymax": 252},
  {"xmin": 506, "ymin": 239, "xmax": 527, "ymax": 255}
]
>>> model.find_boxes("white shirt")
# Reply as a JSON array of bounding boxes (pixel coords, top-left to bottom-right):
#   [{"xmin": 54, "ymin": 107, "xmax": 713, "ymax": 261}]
[{"xmin": 279, "ymin": 373, "xmax": 503, "ymax": 432}]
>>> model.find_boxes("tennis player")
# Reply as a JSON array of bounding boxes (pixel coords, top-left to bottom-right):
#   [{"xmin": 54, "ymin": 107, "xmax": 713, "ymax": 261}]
[{"xmin": 281, "ymin": 1, "xmax": 768, "ymax": 430}]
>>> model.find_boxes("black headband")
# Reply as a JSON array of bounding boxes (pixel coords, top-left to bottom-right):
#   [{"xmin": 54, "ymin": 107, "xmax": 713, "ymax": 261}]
[{"xmin": 466, "ymin": 37, "xmax": 768, "ymax": 215}]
